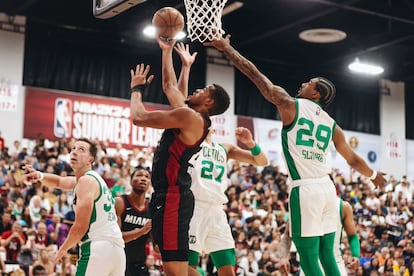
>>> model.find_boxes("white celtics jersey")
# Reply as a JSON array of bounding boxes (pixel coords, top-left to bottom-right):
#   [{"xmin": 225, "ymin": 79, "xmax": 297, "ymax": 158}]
[
  {"xmin": 74, "ymin": 170, "xmax": 124, "ymax": 247},
  {"xmin": 282, "ymin": 98, "xmax": 336, "ymax": 181},
  {"xmin": 190, "ymin": 141, "xmax": 229, "ymax": 205}
]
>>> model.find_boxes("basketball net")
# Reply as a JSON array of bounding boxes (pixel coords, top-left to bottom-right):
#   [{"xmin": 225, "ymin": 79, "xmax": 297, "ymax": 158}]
[{"xmin": 184, "ymin": 0, "xmax": 228, "ymax": 43}]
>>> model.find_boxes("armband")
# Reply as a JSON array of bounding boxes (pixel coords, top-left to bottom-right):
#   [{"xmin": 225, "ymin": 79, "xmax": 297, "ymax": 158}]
[
  {"xmin": 370, "ymin": 170, "xmax": 377, "ymax": 180},
  {"xmin": 131, "ymin": 84, "xmax": 149, "ymax": 94},
  {"xmin": 38, "ymin": 172, "xmax": 44, "ymax": 181},
  {"xmin": 250, "ymin": 143, "xmax": 261, "ymax": 156},
  {"xmin": 348, "ymin": 234, "xmax": 360, "ymax": 258}
]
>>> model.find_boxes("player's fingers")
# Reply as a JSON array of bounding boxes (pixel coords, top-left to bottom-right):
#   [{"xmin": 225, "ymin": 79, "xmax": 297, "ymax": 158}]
[
  {"xmin": 147, "ymin": 75, "xmax": 155, "ymax": 84},
  {"xmin": 139, "ymin": 63, "xmax": 146, "ymax": 74},
  {"xmin": 135, "ymin": 64, "xmax": 141, "ymax": 74},
  {"xmin": 143, "ymin": 64, "xmax": 151, "ymax": 75}
]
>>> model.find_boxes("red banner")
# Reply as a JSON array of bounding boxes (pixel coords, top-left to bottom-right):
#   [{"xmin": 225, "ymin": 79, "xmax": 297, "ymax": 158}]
[{"xmin": 24, "ymin": 87, "xmax": 169, "ymax": 149}]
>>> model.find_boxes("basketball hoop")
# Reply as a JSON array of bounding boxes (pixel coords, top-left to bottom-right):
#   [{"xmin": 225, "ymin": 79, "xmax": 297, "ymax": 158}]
[{"xmin": 184, "ymin": 0, "xmax": 228, "ymax": 43}]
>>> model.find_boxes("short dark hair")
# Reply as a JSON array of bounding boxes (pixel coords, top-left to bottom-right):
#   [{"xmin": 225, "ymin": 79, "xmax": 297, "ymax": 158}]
[
  {"xmin": 208, "ymin": 83, "xmax": 230, "ymax": 116},
  {"xmin": 77, "ymin": 138, "xmax": 97, "ymax": 162},
  {"xmin": 32, "ymin": 265, "xmax": 46, "ymax": 275},
  {"xmin": 316, "ymin": 77, "xmax": 336, "ymax": 107},
  {"xmin": 130, "ymin": 168, "xmax": 151, "ymax": 181}
]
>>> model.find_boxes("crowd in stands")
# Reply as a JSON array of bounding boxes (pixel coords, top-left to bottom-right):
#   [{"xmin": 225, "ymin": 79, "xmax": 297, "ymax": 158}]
[{"xmin": 0, "ymin": 133, "xmax": 413, "ymax": 275}]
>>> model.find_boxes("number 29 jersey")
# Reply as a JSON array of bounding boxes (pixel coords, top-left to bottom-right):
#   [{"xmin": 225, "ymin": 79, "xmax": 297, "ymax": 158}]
[
  {"xmin": 282, "ymin": 98, "xmax": 336, "ymax": 181},
  {"xmin": 189, "ymin": 141, "xmax": 229, "ymax": 205}
]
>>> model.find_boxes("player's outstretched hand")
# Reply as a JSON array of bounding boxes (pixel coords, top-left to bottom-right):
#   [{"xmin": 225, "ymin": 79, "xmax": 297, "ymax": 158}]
[
  {"xmin": 24, "ymin": 164, "xmax": 41, "ymax": 183},
  {"xmin": 235, "ymin": 127, "xmax": 254, "ymax": 147},
  {"xmin": 130, "ymin": 63, "xmax": 154, "ymax": 89},
  {"xmin": 371, "ymin": 171, "xmax": 387, "ymax": 189},
  {"xmin": 156, "ymin": 35, "xmax": 176, "ymax": 51},
  {"xmin": 174, "ymin": 42, "xmax": 197, "ymax": 67},
  {"xmin": 203, "ymin": 34, "xmax": 231, "ymax": 51}
]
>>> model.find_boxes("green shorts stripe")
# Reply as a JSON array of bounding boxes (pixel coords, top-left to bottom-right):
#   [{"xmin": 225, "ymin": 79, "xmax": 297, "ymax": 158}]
[
  {"xmin": 76, "ymin": 242, "xmax": 91, "ymax": 276},
  {"xmin": 290, "ymin": 186, "xmax": 302, "ymax": 238}
]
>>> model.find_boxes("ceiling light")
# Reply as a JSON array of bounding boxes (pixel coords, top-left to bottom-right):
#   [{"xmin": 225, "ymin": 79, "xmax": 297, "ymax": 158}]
[
  {"xmin": 143, "ymin": 25, "xmax": 186, "ymax": 40},
  {"xmin": 299, "ymin": 28, "xmax": 347, "ymax": 43},
  {"xmin": 222, "ymin": 1, "xmax": 244, "ymax": 16},
  {"xmin": 348, "ymin": 58, "xmax": 384, "ymax": 75},
  {"xmin": 143, "ymin": 25, "xmax": 156, "ymax": 37}
]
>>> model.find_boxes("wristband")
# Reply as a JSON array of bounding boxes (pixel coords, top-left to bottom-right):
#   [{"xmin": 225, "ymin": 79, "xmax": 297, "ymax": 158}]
[
  {"xmin": 38, "ymin": 172, "xmax": 44, "ymax": 181},
  {"xmin": 131, "ymin": 84, "xmax": 149, "ymax": 94},
  {"xmin": 348, "ymin": 234, "xmax": 360, "ymax": 258},
  {"xmin": 370, "ymin": 170, "xmax": 377, "ymax": 180},
  {"xmin": 250, "ymin": 143, "xmax": 261, "ymax": 156}
]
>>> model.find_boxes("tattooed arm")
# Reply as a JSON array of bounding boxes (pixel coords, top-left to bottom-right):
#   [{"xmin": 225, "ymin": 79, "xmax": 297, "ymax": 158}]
[{"xmin": 204, "ymin": 34, "xmax": 296, "ymax": 125}]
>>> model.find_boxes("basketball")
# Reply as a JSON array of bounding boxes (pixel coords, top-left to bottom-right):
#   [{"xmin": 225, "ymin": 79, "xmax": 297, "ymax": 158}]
[{"xmin": 152, "ymin": 7, "xmax": 185, "ymax": 39}]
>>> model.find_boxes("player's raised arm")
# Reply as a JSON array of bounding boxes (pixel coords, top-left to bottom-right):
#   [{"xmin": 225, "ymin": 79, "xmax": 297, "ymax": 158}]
[
  {"xmin": 175, "ymin": 42, "xmax": 197, "ymax": 100},
  {"xmin": 204, "ymin": 35, "xmax": 296, "ymax": 124},
  {"xmin": 25, "ymin": 164, "xmax": 76, "ymax": 191},
  {"xmin": 155, "ymin": 37, "xmax": 186, "ymax": 109}
]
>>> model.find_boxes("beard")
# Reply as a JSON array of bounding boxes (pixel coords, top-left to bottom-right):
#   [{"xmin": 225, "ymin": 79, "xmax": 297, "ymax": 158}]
[{"xmin": 184, "ymin": 98, "xmax": 192, "ymax": 107}]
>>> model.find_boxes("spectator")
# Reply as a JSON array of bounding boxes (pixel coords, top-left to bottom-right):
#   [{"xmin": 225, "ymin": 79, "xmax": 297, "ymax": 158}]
[
  {"xmin": 31, "ymin": 264, "xmax": 47, "ymax": 276},
  {"xmin": 11, "ymin": 196, "xmax": 25, "ymax": 221},
  {"xmin": 57, "ymin": 146, "xmax": 70, "ymax": 165},
  {"xmin": 0, "ymin": 212, "xmax": 12, "ymax": 234},
  {"xmin": 17, "ymin": 246, "xmax": 34, "ymax": 275},
  {"xmin": 55, "ymin": 253, "xmax": 76, "ymax": 275},
  {"xmin": 146, "ymin": 254, "xmax": 162, "ymax": 276},
  {"xmin": 239, "ymin": 251, "xmax": 259, "ymax": 276},
  {"xmin": 28, "ymin": 195, "xmax": 45, "ymax": 224},
  {"xmin": 52, "ymin": 193, "xmax": 72, "ymax": 218},
  {"xmin": 31, "ymin": 248, "xmax": 54, "ymax": 276},
  {"xmin": 0, "ymin": 221, "xmax": 26, "ymax": 263},
  {"xmin": 30, "ymin": 221, "xmax": 52, "ymax": 251},
  {"xmin": 47, "ymin": 213, "xmax": 69, "ymax": 248}
]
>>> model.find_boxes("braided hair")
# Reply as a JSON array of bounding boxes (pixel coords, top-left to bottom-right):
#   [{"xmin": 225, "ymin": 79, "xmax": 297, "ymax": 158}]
[{"xmin": 316, "ymin": 77, "xmax": 336, "ymax": 107}]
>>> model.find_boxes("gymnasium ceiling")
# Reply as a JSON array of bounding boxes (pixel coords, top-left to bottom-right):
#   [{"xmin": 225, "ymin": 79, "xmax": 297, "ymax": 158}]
[{"xmin": 1, "ymin": 0, "xmax": 414, "ymax": 87}]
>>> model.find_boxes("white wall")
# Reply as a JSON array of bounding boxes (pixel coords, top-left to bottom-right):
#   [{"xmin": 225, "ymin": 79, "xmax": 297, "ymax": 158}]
[{"xmin": 0, "ymin": 30, "xmax": 25, "ymax": 150}]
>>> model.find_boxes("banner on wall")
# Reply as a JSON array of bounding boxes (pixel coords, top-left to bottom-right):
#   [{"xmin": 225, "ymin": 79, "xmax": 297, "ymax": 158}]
[
  {"xmin": 24, "ymin": 88, "xmax": 170, "ymax": 149},
  {"xmin": 0, "ymin": 82, "xmax": 18, "ymax": 112},
  {"xmin": 385, "ymin": 134, "xmax": 403, "ymax": 160},
  {"xmin": 210, "ymin": 114, "xmax": 237, "ymax": 144}
]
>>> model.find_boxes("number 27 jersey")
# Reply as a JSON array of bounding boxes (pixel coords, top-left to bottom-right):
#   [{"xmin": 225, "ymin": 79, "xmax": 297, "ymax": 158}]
[
  {"xmin": 189, "ymin": 141, "xmax": 229, "ymax": 205},
  {"xmin": 282, "ymin": 98, "xmax": 336, "ymax": 181}
]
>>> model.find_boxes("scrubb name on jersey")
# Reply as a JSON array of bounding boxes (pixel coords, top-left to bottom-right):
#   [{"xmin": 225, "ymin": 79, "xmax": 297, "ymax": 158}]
[{"xmin": 302, "ymin": 149, "xmax": 324, "ymax": 162}]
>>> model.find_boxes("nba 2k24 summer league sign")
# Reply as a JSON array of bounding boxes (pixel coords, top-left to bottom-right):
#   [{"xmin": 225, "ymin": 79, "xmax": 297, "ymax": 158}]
[{"xmin": 23, "ymin": 88, "xmax": 168, "ymax": 149}]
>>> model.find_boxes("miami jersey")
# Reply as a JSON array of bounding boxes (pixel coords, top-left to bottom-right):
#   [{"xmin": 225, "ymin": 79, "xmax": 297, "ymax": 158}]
[
  {"xmin": 190, "ymin": 141, "xmax": 229, "ymax": 205},
  {"xmin": 74, "ymin": 170, "xmax": 123, "ymax": 247},
  {"xmin": 282, "ymin": 98, "xmax": 336, "ymax": 181}
]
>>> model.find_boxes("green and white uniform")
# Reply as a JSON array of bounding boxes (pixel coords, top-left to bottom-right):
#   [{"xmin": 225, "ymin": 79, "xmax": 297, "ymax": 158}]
[
  {"xmin": 283, "ymin": 98, "xmax": 340, "ymax": 276},
  {"xmin": 74, "ymin": 170, "xmax": 125, "ymax": 276},
  {"xmin": 282, "ymin": 98, "xmax": 337, "ymax": 237},
  {"xmin": 188, "ymin": 141, "xmax": 235, "ymax": 261},
  {"xmin": 299, "ymin": 197, "xmax": 348, "ymax": 276}
]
